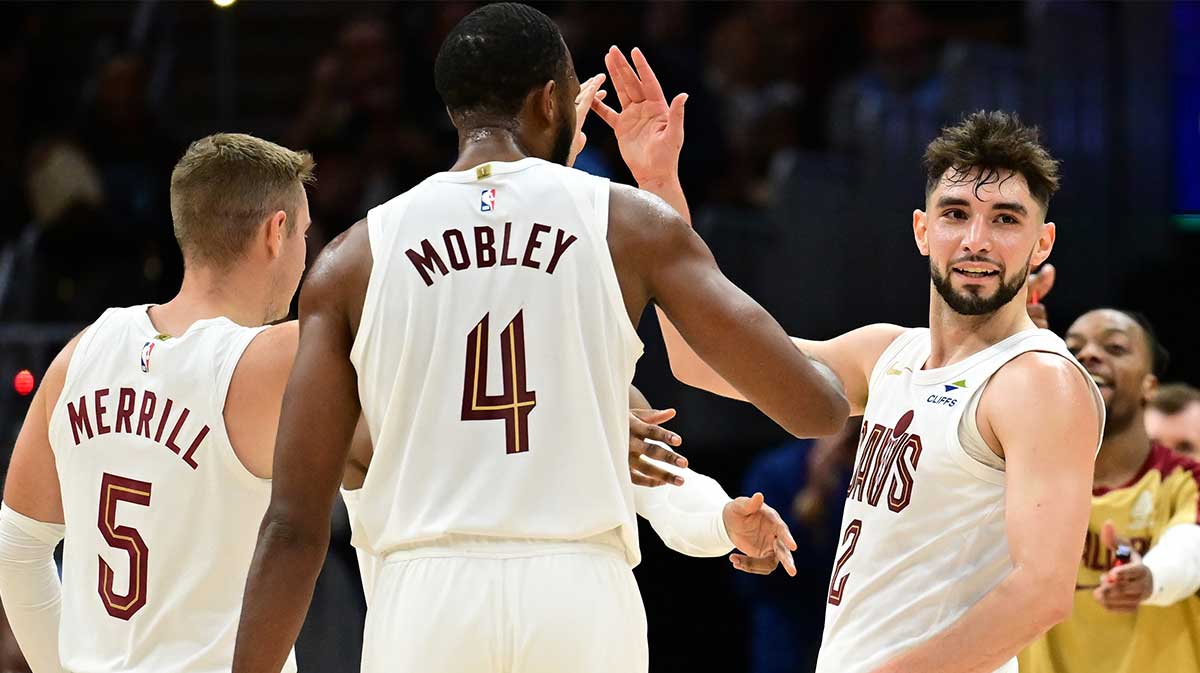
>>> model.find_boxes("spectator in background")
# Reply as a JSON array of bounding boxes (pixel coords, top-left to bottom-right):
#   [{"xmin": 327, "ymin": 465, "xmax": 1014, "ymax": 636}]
[
  {"xmin": 1020, "ymin": 309, "xmax": 1200, "ymax": 673},
  {"xmin": 736, "ymin": 419, "xmax": 858, "ymax": 673},
  {"xmin": 1146, "ymin": 383, "xmax": 1200, "ymax": 458}
]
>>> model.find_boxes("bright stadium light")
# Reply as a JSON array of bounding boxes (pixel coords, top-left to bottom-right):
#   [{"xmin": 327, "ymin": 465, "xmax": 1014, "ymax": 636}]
[{"xmin": 213, "ymin": 0, "xmax": 237, "ymax": 8}]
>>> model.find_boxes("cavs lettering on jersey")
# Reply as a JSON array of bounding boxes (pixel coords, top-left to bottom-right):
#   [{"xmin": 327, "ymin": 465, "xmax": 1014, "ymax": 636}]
[
  {"xmin": 47, "ymin": 306, "xmax": 297, "ymax": 673},
  {"xmin": 1019, "ymin": 444, "xmax": 1200, "ymax": 673},
  {"xmin": 815, "ymin": 328, "xmax": 1103, "ymax": 673},
  {"xmin": 350, "ymin": 158, "xmax": 644, "ymax": 565}
]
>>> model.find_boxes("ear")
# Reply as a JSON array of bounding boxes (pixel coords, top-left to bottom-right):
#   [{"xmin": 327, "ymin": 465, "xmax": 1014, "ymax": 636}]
[
  {"xmin": 263, "ymin": 210, "xmax": 288, "ymax": 260},
  {"xmin": 1032, "ymin": 221, "xmax": 1056, "ymax": 266},
  {"xmin": 539, "ymin": 80, "xmax": 557, "ymax": 124},
  {"xmin": 1141, "ymin": 373, "xmax": 1159, "ymax": 406},
  {"xmin": 913, "ymin": 209, "xmax": 930, "ymax": 257}
]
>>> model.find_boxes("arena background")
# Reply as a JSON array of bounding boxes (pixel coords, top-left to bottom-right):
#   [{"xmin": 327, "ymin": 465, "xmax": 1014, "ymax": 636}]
[{"xmin": 1, "ymin": 1, "xmax": 1197, "ymax": 671}]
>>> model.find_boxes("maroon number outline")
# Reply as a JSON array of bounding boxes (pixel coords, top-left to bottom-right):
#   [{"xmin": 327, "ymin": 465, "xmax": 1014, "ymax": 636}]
[
  {"xmin": 827, "ymin": 518, "xmax": 863, "ymax": 606},
  {"xmin": 461, "ymin": 311, "xmax": 537, "ymax": 454},
  {"xmin": 97, "ymin": 472, "xmax": 151, "ymax": 620}
]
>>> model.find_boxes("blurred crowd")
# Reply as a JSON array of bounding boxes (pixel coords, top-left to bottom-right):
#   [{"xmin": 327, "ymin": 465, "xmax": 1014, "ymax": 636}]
[{"xmin": 1, "ymin": 2, "xmax": 1198, "ymax": 672}]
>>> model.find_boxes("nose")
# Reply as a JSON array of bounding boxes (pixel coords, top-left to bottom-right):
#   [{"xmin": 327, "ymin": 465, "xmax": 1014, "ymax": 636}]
[
  {"xmin": 961, "ymin": 214, "xmax": 992, "ymax": 255},
  {"xmin": 1073, "ymin": 340, "xmax": 1105, "ymax": 368}
]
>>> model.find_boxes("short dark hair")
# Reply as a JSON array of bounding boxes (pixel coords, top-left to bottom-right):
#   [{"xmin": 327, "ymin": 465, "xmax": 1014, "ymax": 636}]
[
  {"xmin": 1115, "ymin": 309, "xmax": 1171, "ymax": 377},
  {"xmin": 434, "ymin": 3, "xmax": 568, "ymax": 121},
  {"xmin": 924, "ymin": 110, "xmax": 1061, "ymax": 212},
  {"xmin": 1150, "ymin": 383, "xmax": 1200, "ymax": 415}
]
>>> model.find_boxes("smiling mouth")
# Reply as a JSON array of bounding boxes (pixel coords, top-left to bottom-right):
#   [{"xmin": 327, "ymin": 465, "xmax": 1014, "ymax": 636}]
[{"xmin": 952, "ymin": 267, "xmax": 1000, "ymax": 279}]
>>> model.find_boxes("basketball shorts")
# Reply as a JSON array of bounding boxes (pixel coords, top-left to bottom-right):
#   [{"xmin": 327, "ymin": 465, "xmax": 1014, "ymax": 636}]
[{"xmin": 360, "ymin": 533, "xmax": 648, "ymax": 673}]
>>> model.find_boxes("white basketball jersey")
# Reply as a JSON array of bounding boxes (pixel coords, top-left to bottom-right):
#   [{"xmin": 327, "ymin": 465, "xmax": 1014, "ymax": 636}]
[
  {"xmin": 816, "ymin": 328, "xmax": 1103, "ymax": 673},
  {"xmin": 47, "ymin": 306, "xmax": 297, "ymax": 673},
  {"xmin": 349, "ymin": 158, "xmax": 644, "ymax": 564}
]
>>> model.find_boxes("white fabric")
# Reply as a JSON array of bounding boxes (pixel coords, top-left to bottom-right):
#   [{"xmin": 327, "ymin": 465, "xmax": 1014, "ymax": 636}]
[
  {"xmin": 815, "ymin": 327, "xmax": 1104, "ymax": 673},
  {"xmin": 1141, "ymin": 522, "xmax": 1200, "ymax": 606},
  {"xmin": 349, "ymin": 158, "xmax": 645, "ymax": 566},
  {"xmin": 340, "ymin": 488, "xmax": 378, "ymax": 608},
  {"xmin": 0, "ymin": 504, "xmax": 66, "ymax": 673},
  {"xmin": 360, "ymin": 539, "xmax": 647, "ymax": 673},
  {"xmin": 633, "ymin": 450, "xmax": 733, "ymax": 557},
  {"xmin": 46, "ymin": 306, "xmax": 296, "ymax": 673}
]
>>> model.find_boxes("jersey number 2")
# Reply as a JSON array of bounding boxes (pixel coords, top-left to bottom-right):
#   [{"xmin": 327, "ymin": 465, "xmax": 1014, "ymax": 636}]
[
  {"xmin": 461, "ymin": 311, "xmax": 537, "ymax": 454},
  {"xmin": 97, "ymin": 472, "xmax": 151, "ymax": 620},
  {"xmin": 827, "ymin": 518, "xmax": 863, "ymax": 606}
]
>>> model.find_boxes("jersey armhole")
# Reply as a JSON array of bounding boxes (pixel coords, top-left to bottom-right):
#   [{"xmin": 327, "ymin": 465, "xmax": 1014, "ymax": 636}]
[
  {"xmin": 47, "ymin": 308, "xmax": 121, "ymax": 456},
  {"xmin": 210, "ymin": 325, "xmax": 274, "ymax": 486},
  {"xmin": 350, "ymin": 201, "xmax": 406, "ymax": 368},
  {"xmin": 594, "ymin": 178, "xmax": 643, "ymax": 357},
  {"xmin": 865, "ymin": 328, "xmax": 923, "ymax": 394}
]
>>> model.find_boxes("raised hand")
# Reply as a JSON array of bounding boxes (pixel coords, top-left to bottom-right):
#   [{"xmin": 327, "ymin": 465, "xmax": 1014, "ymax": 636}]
[
  {"xmin": 628, "ymin": 408, "xmax": 688, "ymax": 487},
  {"xmin": 725, "ymin": 493, "xmax": 798, "ymax": 577},
  {"xmin": 593, "ymin": 46, "xmax": 687, "ymax": 186},
  {"xmin": 568, "ymin": 73, "xmax": 608, "ymax": 168},
  {"xmin": 1093, "ymin": 519, "xmax": 1152, "ymax": 612}
]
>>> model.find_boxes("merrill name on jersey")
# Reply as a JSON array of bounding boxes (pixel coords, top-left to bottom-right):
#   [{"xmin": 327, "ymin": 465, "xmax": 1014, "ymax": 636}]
[{"xmin": 65, "ymin": 387, "xmax": 209, "ymax": 470}]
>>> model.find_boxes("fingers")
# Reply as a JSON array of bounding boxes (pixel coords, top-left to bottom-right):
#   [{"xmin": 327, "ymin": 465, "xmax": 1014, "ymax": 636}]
[
  {"xmin": 591, "ymin": 96, "xmax": 620, "ymax": 129},
  {"xmin": 1100, "ymin": 520, "xmax": 1119, "ymax": 552},
  {"xmin": 729, "ymin": 553, "xmax": 779, "ymax": 576},
  {"xmin": 669, "ymin": 92, "xmax": 688, "ymax": 131},
  {"xmin": 631, "ymin": 456, "xmax": 684, "ymax": 487},
  {"xmin": 605, "ymin": 46, "xmax": 644, "ymax": 108},
  {"xmin": 730, "ymin": 493, "xmax": 764, "ymax": 515},
  {"xmin": 631, "ymin": 407, "xmax": 677, "ymax": 424},
  {"xmin": 636, "ymin": 438, "xmax": 688, "ymax": 468},
  {"xmin": 630, "ymin": 47, "xmax": 666, "ymax": 102},
  {"xmin": 1027, "ymin": 303, "xmax": 1049, "ymax": 330},
  {"xmin": 764, "ymin": 503, "xmax": 798, "ymax": 551},
  {"xmin": 774, "ymin": 537, "xmax": 797, "ymax": 577},
  {"xmin": 629, "ymin": 413, "xmax": 682, "ymax": 447}
]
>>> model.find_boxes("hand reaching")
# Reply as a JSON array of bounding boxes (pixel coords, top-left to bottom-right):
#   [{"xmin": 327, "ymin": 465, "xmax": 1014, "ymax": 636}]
[
  {"xmin": 593, "ymin": 46, "xmax": 687, "ymax": 186},
  {"xmin": 1026, "ymin": 263, "xmax": 1056, "ymax": 330},
  {"xmin": 725, "ymin": 493, "xmax": 798, "ymax": 577},
  {"xmin": 628, "ymin": 408, "xmax": 688, "ymax": 487},
  {"xmin": 1093, "ymin": 519, "xmax": 1152, "ymax": 612},
  {"xmin": 567, "ymin": 73, "xmax": 608, "ymax": 168}
]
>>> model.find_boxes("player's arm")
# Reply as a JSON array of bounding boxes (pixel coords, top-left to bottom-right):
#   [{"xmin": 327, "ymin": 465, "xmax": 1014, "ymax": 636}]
[
  {"xmin": 871, "ymin": 354, "xmax": 1100, "ymax": 673},
  {"xmin": 225, "ymin": 321, "xmax": 299, "ymax": 479},
  {"xmin": 232, "ymin": 223, "xmax": 370, "ymax": 673},
  {"xmin": 0, "ymin": 334, "xmax": 81, "ymax": 673},
  {"xmin": 610, "ymin": 184, "xmax": 848, "ymax": 437}
]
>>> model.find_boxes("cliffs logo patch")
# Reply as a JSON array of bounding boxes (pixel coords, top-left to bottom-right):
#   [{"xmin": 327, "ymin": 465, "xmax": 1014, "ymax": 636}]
[
  {"xmin": 480, "ymin": 188, "xmax": 497, "ymax": 212},
  {"xmin": 943, "ymin": 379, "xmax": 968, "ymax": 393},
  {"xmin": 140, "ymin": 341, "xmax": 155, "ymax": 373}
]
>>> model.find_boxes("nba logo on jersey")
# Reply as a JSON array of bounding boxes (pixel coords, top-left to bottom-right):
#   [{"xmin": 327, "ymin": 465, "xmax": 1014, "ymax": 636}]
[
  {"xmin": 480, "ymin": 188, "xmax": 496, "ymax": 212},
  {"xmin": 140, "ymin": 341, "xmax": 155, "ymax": 373}
]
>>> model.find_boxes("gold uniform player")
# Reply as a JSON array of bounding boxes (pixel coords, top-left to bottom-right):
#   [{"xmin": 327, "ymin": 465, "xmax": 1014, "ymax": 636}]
[{"xmin": 1020, "ymin": 309, "xmax": 1200, "ymax": 673}]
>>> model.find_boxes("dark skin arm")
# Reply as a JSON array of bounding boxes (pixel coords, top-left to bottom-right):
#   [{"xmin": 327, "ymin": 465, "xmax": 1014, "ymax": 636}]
[
  {"xmin": 608, "ymin": 183, "xmax": 848, "ymax": 437},
  {"xmin": 232, "ymin": 220, "xmax": 371, "ymax": 673}
]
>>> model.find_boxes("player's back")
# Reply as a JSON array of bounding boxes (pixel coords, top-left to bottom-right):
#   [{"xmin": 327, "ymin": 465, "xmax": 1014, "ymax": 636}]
[
  {"xmin": 351, "ymin": 158, "xmax": 643, "ymax": 564},
  {"xmin": 47, "ymin": 305, "xmax": 297, "ymax": 673}
]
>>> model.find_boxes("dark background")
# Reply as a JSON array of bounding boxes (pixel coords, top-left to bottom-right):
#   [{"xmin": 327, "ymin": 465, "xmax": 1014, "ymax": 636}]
[{"xmin": 1, "ymin": 2, "xmax": 1197, "ymax": 672}]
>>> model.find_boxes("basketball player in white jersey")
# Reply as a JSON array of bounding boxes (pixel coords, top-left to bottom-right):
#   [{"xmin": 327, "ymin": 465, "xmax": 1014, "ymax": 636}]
[
  {"xmin": 0, "ymin": 133, "xmax": 313, "ymax": 673},
  {"xmin": 231, "ymin": 4, "xmax": 848, "ymax": 673},
  {"xmin": 596, "ymin": 48, "xmax": 1105, "ymax": 673}
]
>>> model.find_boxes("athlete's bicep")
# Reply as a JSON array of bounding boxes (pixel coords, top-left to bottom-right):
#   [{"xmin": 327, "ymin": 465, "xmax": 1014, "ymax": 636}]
[
  {"xmin": 792, "ymin": 324, "xmax": 906, "ymax": 415},
  {"xmin": 990, "ymin": 354, "xmax": 1099, "ymax": 592}
]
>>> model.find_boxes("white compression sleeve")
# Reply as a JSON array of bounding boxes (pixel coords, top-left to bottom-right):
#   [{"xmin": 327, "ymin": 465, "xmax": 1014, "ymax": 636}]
[
  {"xmin": 0, "ymin": 503, "xmax": 66, "ymax": 673},
  {"xmin": 1141, "ymin": 523, "xmax": 1200, "ymax": 607},
  {"xmin": 634, "ymin": 446, "xmax": 733, "ymax": 557}
]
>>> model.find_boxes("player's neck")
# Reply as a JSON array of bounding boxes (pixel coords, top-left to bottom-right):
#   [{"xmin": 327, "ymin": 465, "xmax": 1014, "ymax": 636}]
[
  {"xmin": 925, "ymin": 290, "xmax": 1035, "ymax": 369},
  {"xmin": 1093, "ymin": 413, "xmax": 1153, "ymax": 489},
  {"xmin": 149, "ymin": 268, "xmax": 268, "ymax": 335},
  {"xmin": 451, "ymin": 128, "xmax": 538, "ymax": 171}
]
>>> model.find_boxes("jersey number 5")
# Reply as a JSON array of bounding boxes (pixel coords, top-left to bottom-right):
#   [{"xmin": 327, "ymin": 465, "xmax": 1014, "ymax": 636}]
[
  {"xmin": 461, "ymin": 311, "xmax": 537, "ymax": 454},
  {"xmin": 98, "ymin": 472, "xmax": 151, "ymax": 620}
]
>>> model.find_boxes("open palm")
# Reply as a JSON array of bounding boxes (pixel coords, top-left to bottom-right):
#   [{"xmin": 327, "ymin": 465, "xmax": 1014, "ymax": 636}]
[{"xmin": 593, "ymin": 46, "xmax": 687, "ymax": 185}]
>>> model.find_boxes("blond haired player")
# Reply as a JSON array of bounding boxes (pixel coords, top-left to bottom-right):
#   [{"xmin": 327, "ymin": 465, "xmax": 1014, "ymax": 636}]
[
  {"xmin": 1019, "ymin": 308, "xmax": 1200, "ymax": 673},
  {"xmin": 0, "ymin": 133, "xmax": 313, "ymax": 673},
  {"xmin": 231, "ymin": 4, "xmax": 847, "ymax": 673},
  {"xmin": 596, "ymin": 47, "xmax": 1105, "ymax": 673}
]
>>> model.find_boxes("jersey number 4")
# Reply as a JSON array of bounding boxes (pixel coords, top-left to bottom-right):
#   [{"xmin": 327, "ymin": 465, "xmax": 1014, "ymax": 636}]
[
  {"xmin": 461, "ymin": 311, "xmax": 537, "ymax": 454},
  {"xmin": 97, "ymin": 472, "xmax": 151, "ymax": 620}
]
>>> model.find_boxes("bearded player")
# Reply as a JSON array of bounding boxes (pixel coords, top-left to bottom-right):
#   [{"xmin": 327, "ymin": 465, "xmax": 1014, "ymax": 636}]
[{"xmin": 595, "ymin": 47, "xmax": 1104, "ymax": 673}]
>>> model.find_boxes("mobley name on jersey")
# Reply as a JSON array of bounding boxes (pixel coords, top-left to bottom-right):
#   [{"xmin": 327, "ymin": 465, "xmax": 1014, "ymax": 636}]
[{"xmin": 405, "ymin": 218, "xmax": 579, "ymax": 287}]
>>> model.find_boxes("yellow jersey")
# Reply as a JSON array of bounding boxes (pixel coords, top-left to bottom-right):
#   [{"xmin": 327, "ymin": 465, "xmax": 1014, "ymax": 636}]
[{"xmin": 1019, "ymin": 443, "xmax": 1200, "ymax": 673}]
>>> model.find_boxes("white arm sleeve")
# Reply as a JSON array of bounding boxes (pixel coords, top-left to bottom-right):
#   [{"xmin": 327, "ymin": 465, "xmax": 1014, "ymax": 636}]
[
  {"xmin": 1141, "ymin": 523, "xmax": 1200, "ymax": 607},
  {"xmin": 0, "ymin": 503, "xmax": 66, "ymax": 673},
  {"xmin": 634, "ymin": 448, "xmax": 734, "ymax": 558}
]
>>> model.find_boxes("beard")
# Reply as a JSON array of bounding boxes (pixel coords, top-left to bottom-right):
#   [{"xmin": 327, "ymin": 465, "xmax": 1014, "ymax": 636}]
[
  {"xmin": 929, "ymin": 253, "xmax": 1030, "ymax": 316},
  {"xmin": 548, "ymin": 114, "xmax": 574, "ymax": 166}
]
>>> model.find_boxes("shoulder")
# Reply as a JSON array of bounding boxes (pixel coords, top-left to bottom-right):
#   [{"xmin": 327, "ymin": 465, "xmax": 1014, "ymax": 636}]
[
  {"xmin": 301, "ymin": 219, "xmax": 372, "ymax": 314},
  {"xmin": 39, "ymin": 329, "xmax": 87, "ymax": 414},
  {"xmin": 237, "ymin": 322, "xmax": 299, "ymax": 382},
  {"xmin": 983, "ymin": 351, "xmax": 1100, "ymax": 445}
]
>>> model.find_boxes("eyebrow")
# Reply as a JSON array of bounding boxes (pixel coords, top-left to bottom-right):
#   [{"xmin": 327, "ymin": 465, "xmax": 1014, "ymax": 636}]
[
  {"xmin": 1064, "ymin": 328, "xmax": 1133, "ymax": 342},
  {"xmin": 934, "ymin": 196, "xmax": 1028, "ymax": 216}
]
